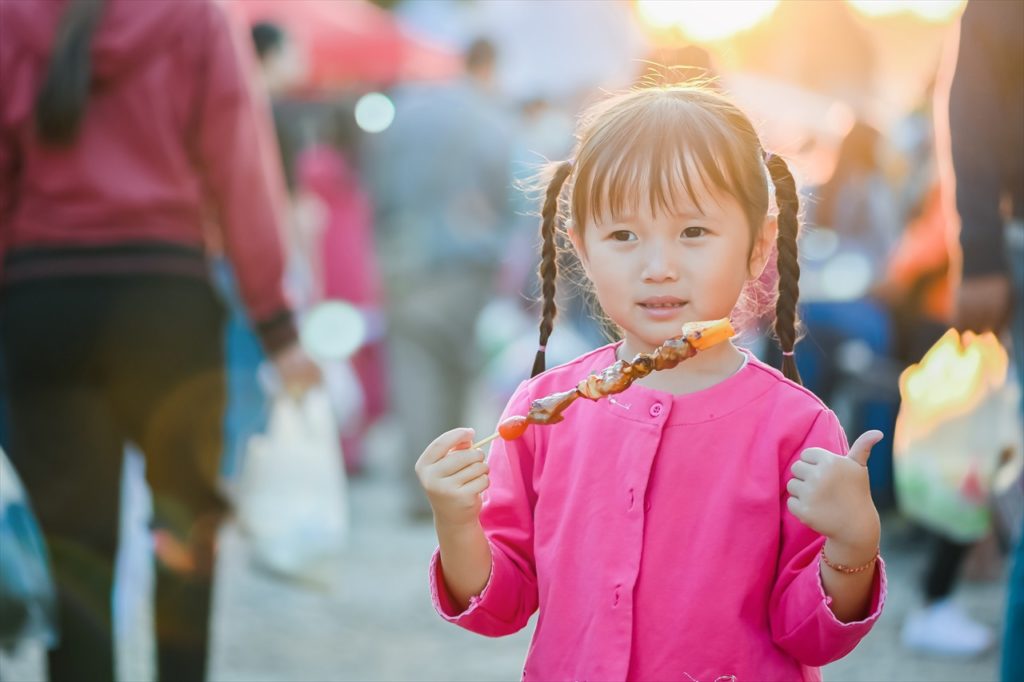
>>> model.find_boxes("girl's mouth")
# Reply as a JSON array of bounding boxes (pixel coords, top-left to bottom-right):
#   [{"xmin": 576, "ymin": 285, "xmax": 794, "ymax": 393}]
[
  {"xmin": 638, "ymin": 297, "xmax": 687, "ymax": 310},
  {"xmin": 637, "ymin": 297, "xmax": 687, "ymax": 319}
]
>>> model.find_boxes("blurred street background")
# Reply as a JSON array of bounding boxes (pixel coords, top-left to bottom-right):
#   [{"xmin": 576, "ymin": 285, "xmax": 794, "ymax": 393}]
[{"xmin": 1, "ymin": 0, "xmax": 1021, "ymax": 681}]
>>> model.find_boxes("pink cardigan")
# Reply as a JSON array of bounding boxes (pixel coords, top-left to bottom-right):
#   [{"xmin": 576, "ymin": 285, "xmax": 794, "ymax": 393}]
[{"xmin": 430, "ymin": 345, "xmax": 885, "ymax": 682}]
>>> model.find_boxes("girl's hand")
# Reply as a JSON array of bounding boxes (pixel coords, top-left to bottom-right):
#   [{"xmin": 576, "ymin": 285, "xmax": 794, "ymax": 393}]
[
  {"xmin": 415, "ymin": 428, "xmax": 490, "ymax": 528},
  {"xmin": 786, "ymin": 431, "xmax": 883, "ymax": 556}
]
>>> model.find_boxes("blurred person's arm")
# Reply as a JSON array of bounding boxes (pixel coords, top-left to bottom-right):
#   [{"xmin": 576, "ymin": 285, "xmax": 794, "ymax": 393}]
[
  {"xmin": 192, "ymin": 2, "xmax": 318, "ymax": 394},
  {"xmin": 192, "ymin": 2, "xmax": 295, "ymax": 352},
  {"xmin": 947, "ymin": 0, "xmax": 1014, "ymax": 331},
  {"xmin": 0, "ymin": 122, "xmax": 16, "ymax": 260}
]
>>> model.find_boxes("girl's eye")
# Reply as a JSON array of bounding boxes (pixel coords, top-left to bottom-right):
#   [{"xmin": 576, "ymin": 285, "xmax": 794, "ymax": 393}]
[
  {"xmin": 610, "ymin": 230, "xmax": 637, "ymax": 242},
  {"xmin": 682, "ymin": 226, "xmax": 708, "ymax": 239}
]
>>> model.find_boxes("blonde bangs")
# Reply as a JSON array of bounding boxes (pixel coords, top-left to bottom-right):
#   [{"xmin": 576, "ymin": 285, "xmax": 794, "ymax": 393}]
[{"xmin": 570, "ymin": 88, "xmax": 769, "ymax": 232}]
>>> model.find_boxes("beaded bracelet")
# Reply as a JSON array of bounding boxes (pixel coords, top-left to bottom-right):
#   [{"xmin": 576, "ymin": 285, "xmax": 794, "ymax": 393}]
[{"xmin": 820, "ymin": 546, "xmax": 879, "ymax": 574}]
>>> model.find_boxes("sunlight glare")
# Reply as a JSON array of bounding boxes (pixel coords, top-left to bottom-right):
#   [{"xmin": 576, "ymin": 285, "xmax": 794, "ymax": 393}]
[
  {"xmin": 636, "ymin": 0, "xmax": 780, "ymax": 42},
  {"xmin": 846, "ymin": 0, "xmax": 965, "ymax": 23}
]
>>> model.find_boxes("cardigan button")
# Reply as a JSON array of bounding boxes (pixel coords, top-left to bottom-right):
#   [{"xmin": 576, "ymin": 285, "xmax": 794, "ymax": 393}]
[{"xmin": 649, "ymin": 402, "xmax": 663, "ymax": 417}]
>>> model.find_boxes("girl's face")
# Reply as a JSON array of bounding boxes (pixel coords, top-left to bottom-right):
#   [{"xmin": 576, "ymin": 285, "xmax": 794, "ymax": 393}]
[{"xmin": 572, "ymin": 182, "xmax": 775, "ymax": 353}]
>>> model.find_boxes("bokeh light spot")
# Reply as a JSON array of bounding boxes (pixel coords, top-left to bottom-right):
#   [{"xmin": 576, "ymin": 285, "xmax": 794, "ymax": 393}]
[
  {"xmin": 301, "ymin": 301, "xmax": 367, "ymax": 361},
  {"xmin": 354, "ymin": 93, "xmax": 395, "ymax": 134}
]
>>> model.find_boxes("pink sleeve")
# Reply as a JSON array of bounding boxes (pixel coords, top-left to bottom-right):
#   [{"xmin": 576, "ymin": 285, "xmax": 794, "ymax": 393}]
[
  {"xmin": 193, "ymin": 3, "xmax": 295, "ymax": 353},
  {"xmin": 768, "ymin": 409, "xmax": 887, "ymax": 666},
  {"xmin": 429, "ymin": 382, "xmax": 539, "ymax": 636},
  {"xmin": 0, "ymin": 125, "xmax": 15, "ymax": 267}
]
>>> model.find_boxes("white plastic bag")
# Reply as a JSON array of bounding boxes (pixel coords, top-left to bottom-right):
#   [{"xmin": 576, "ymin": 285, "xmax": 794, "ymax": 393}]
[
  {"xmin": 237, "ymin": 388, "xmax": 349, "ymax": 588},
  {"xmin": 0, "ymin": 448, "xmax": 57, "ymax": 650},
  {"xmin": 894, "ymin": 329, "xmax": 1024, "ymax": 542}
]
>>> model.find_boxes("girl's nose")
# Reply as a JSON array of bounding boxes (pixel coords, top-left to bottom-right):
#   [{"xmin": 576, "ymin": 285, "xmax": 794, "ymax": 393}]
[{"xmin": 641, "ymin": 245, "xmax": 679, "ymax": 282}]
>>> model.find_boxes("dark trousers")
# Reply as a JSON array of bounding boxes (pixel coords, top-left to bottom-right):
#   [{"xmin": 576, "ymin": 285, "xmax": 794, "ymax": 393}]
[
  {"xmin": 0, "ymin": 276, "xmax": 229, "ymax": 682},
  {"xmin": 924, "ymin": 535, "xmax": 971, "ymax": 603}
]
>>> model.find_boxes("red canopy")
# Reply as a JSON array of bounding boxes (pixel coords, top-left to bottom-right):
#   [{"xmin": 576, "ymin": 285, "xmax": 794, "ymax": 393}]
[{"xmin": 229, "ymin": 0, "xmax": 460, "ymax": 89}]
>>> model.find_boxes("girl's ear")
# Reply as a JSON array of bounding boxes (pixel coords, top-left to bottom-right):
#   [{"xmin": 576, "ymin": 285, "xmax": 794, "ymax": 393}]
[{"xmin": 748, "ymin": 215, "xmax": 777, "ymax": 279}]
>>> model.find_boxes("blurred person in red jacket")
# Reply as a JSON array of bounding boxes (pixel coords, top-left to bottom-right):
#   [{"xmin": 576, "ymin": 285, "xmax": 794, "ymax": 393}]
[
  {"xmin": 296, "ymin": 121, "xmax": 389, "ymax": 475},
  {"xmin": 0, "ymin": 1, "xmax": 318, "ymax": 680}
]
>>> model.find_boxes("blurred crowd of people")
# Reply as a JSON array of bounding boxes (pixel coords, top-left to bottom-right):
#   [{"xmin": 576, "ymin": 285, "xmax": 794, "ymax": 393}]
[{"xmin": 0, "ymin": 0, "xmax": 1020, "ymax": 680}]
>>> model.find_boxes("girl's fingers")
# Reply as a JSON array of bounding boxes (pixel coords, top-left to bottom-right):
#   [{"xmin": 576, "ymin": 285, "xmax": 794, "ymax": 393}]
[
  {"xmin": 451, "ymin": 461, "xmax": 489, "ymax": 486},
  {"xmin": 460, "ymin": 473, "xmax": 490, "ymax": 495},
  {"xmin": 433, "ymin": 448, "xmax": 486, "ymax": 477},
  {"xmin": 419, "ymin": 428, "xmax": 475, "ymax": 466},
  {"xmin": 848, "ymin": 430, "xmax": 883, "ymax": 467},
  {"xmin": 790, "ymin": 460, "xmax": 813, "ymax": 481},
  {"xmin": 786, "ymin": 495, "xmax": 805, "ymax": 519},
  {"xmin": 800, "ymin": 447, "xmax": 826, "ymax": 465},
  {"xmin": 786, "ymin": 477, "xmax": 806, "ymax": 497}
]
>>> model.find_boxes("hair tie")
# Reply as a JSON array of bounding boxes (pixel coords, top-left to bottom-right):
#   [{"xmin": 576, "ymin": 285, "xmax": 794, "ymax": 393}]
[
  {"xmin": 565, "ymin": 157, "xmax": 574, "ymax": 170},
  {"xmin": 763, "ymin": 150, "xmax": 774, "ymax": 164},
  {"xmin": 538, "ymin": 344, "xmax": 547, "ymax": 352},
  {"xmin": 781, "ymin": 350, "xmax": 794, "ymax": 357}
]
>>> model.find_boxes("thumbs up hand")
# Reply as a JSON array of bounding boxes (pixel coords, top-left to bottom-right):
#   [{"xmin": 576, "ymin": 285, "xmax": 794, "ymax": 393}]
[{"xmin": 786, "ymin": 430, "xmax": 883, "ymax": 554}]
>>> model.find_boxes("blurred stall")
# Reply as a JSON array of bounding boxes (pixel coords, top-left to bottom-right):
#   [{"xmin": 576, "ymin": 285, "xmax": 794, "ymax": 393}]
[
  {"xmin": 229, "ymin": 0, "xmax": 460, "ymax": 91},
  {"xmin": 396, "ymin": 0, "xmax": 648, "ymax": 104}
]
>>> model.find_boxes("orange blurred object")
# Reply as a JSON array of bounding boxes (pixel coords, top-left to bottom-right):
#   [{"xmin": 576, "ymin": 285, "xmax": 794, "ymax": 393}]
[
  {"xmin": 498, "ymin": 415, "xmax": 530, "ymax": 442},
  {"xmin": 228, "ymin": 0, "xmax": 460, "ymax": 89},
  {"xmin": 885, "ymin": 185, "xmax": 952, "ymax": 322}
]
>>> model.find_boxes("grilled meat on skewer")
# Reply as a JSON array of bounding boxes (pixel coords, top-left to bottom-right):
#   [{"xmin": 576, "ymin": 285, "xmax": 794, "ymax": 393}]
[{"xmin": 497, "ymin": 318, "xmax": 734, "ymax": 439}]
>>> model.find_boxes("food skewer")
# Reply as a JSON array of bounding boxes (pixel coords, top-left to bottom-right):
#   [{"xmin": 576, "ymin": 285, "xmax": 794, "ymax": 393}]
[
  {"xmin": 469, "ymin": 318, "xmax": 735, "ymax": 449},
  {"xmin": 471, "ymin": 432, "xmax": 502, "ymax": 449}
]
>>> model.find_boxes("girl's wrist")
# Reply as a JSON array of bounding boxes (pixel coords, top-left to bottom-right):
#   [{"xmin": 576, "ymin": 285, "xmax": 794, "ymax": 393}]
[
  {"xmin": 823, "ymin": 536, "xmax": 879, "ymax": 568},
  {"xmin": 820, "ymin": 544, "xmax": 879, "ymax": 575},
  {"xmin": 828, "ymin": 508, "xmax": 880, "ymax": 555},
  {"xmin": 435, "ymin": 516, "xmax": 484, "ymax": 542}
]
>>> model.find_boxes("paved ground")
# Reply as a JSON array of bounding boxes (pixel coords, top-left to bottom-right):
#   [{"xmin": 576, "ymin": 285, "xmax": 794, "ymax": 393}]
[{"xmin": 0, "ymin": 420, "xmax": 1009, "ymax": 682}]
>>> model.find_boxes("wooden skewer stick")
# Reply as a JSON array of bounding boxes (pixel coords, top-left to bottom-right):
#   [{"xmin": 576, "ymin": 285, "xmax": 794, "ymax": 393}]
[{"xmin": 471, "ymin": 432, "xmax": 501, "ymax": 449}]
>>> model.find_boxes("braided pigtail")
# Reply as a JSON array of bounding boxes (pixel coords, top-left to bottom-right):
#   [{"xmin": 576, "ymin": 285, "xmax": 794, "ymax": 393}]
[
  {"xmin": 35, "ymin": 0, "xmax": 107, "ymax": 145},
  {"xmin": 766, "ymin": 153, "xmax": 803, "ymax": 385},
  {"xmin": 531, "ymin": 160, "xmax": 574, "ymax": 377}
]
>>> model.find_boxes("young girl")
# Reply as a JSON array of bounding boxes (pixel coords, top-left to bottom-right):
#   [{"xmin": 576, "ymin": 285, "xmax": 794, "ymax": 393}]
[{"xmin": 415, "ymin": 85, "xmax": 887, "ymax": 681}]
